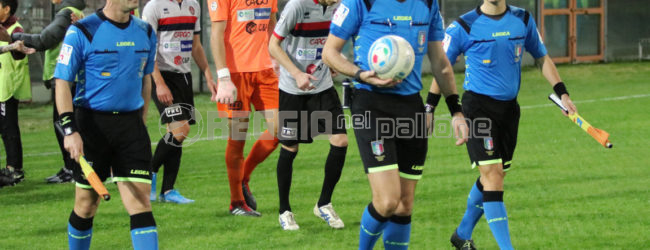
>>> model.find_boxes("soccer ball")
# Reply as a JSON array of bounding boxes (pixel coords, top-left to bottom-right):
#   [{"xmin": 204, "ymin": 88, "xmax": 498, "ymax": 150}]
[{"xmin": 367, "ymin": 35, "xmax": 415, "ymax": 81}]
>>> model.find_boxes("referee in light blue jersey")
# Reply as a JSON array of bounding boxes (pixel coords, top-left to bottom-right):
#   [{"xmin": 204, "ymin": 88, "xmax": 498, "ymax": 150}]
[
  {"xmin": 323, "ymin": 0, "xmax": 469, "ymax": 249},
  {"xmin": 53, "ymin": 0, "xmax": 159, "ymax": 249},
  {"xmin": 440, "ymin": 1, "xmax": 578, "ymax": 249}
]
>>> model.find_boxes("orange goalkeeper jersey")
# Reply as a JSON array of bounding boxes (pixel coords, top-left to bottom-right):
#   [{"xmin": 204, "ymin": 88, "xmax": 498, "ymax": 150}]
[{"xmin": 208, "ymin": 0, "xmax": 277, "ymax": 73}]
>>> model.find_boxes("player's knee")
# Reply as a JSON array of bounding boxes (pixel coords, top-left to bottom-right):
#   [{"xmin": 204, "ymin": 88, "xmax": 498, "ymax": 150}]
[
  {"xmin": 374, "ymin": 196, "xmax": 400, "ymax": 216},
  {"xmin": 330, "ymin": 134, "xmax": 348, "ymax": 147},
  {"xmin": 480, "ymin": 167, "xmax": 505, "ymax": 190},
  {"xmin": 173, "ymin": 124, "xmax": 190, "ymax": 142},
  {"xmin": 398, "ymin": 198, "xmax": 414, "ymax": 214},
  {"xmin": 74, "ymin": 197, "xmax": 99, "ymax": 217},
  {"xmin": 282, "ymin": 144, "xmax": 298, "ymax": 153}
]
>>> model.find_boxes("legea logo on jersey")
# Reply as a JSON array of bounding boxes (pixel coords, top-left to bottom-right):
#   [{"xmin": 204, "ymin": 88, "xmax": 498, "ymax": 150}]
[
  {"xmin": 181, "ymin": 40, "xmax": 193, "ymax": 52},
  {"xmin": 116, "ymin": 41, "xmax": 135, "ymax": 47}
]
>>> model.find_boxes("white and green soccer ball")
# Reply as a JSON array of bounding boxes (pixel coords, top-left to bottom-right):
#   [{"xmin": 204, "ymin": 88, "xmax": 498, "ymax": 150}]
[{"xmin": 367, "ymin": 35, "xmax": 415, "ymax": 81}]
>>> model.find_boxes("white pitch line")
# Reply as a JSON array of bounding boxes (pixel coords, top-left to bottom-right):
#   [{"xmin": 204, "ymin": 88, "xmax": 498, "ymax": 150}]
[
  {"xmin": 20, "ymin": 93, "xmax": 650, "ymax": 158},
  {"xmin": 148, "ymin": 132, "xmax": 264, "ymax": 145},
  {"xmin": 520, "ymin": 93, "xmax": 650, "ymax": 109},
  {"xmin": 23, "ymin": 133, "xmax": 263, "ymax": 158}
]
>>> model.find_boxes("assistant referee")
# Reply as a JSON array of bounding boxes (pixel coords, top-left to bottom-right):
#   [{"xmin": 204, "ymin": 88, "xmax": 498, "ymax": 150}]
[
  {"xmin": 54, "ymin": 0, "xmax": 159, "ymax": 249},
  {"xmin": 441, "ymin": 1, "xmax": 578, "ymax": 249}
]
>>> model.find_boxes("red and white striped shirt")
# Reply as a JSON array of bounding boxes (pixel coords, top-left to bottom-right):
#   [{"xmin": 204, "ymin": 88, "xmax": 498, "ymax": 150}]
[{"xmin": 143, "ymin": 0, "xmax": 201, "ymax": 73}]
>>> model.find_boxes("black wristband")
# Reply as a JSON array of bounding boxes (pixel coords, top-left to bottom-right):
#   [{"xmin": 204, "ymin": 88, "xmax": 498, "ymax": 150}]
[
  {"xmin": 354, "ymin": 69, "xmax": 363, "ymax": 82},
  {"xmin": 426, "ymin": 92, "xmax": 442, "ymax": 107},
  {"xmin": 553, "ymin": 82, "xmax": 569, "ymax": 97},
  {"xmin": 445, "ymin": 94, "xmax": 462, "ymax": 115},
  {"xmin": 59, "ymin": 112, "xmax": 77, "ymax": 136}
]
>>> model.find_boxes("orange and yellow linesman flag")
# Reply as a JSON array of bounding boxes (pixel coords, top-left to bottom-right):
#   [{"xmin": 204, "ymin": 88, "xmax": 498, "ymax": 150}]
[
  {"xmin": 549, "ymin": 94, "xmax": 613, "ymax": 148},
  {"xmin": 79, "ymin": 156, "xmax": 111, "ymax": 201}
]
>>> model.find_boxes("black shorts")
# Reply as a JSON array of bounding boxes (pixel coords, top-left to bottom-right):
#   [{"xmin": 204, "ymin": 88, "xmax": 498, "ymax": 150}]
[
  {"xmin": 152, "ymin": 71, "xmax": 196, "ymax": 125},
  {"xmin": 73, "ymin": 108, "xmax": 153, "ymax": 189},
  {"xmin": 462, "ymin": 91, "xmax": 520, "ymax": 170},
  {"xmin": 278, "ymin": 87, "xmax": 347, "ymax": 146},
  {"xmin": 350, "ymin": 89, "xmax": 427, "ymax": 180}
]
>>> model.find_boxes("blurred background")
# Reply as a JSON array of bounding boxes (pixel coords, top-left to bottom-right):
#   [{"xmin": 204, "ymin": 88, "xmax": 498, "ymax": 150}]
[{"xmin": 14, "ymin": 0, "xmax": 650, "ymax": 102}]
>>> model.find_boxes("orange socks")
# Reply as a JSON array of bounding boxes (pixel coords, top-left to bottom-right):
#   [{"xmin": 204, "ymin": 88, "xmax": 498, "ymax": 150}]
[
  {"xmin": 242, "ymin": 130, "xmax": 279, "ymax": 183},
  {"xmin": 226, "ymin": 139, "xmax": 245, "ymax": 203}
]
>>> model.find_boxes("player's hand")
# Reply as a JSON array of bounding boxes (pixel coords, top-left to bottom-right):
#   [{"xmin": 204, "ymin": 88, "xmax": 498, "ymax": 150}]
[
  {"xmin": 329, "ymin": 68, "xmax": 339, "ymax": 78},
  {"xmin": 271, "ymin": 58, "xmax": 281, "ymax": 76},
  {"xmin": 64, "ymin": 132, "xmax": 84, "ymax": 162},
  {"xmin": 360, "ymin": 70, "xmax": 400, "ymax": 88},
  {"xmin": 561, "ymin": 94, "xmax": 577, "ymax": 116},
  {"xmin": 426, "ymin": 112, "xmax": 434, "ymax": 136},
  {"xmin": 451, "ymin": 112, "xmax": 469, "ymax": 146},
  {"xmin": 156, "ymin": 83, "xmax": 174, "ymax": 106},
  {"xmin": 70, "ymin": 12, "xmax": 81, "ymax": 23},
  {"xmin": 216, "ymin": 77, "xmax": 237, "ymax": 104},
  {"xmin": 206, "ymin": 78, "xmax": 218, "ymax": 102},
  {"xmin": 293, "ymin": 72, "xmax": 318, "ymax": 91},
  {"xmin": 11, "ymin": 41, "xmax": 36, "ymax": 55}
]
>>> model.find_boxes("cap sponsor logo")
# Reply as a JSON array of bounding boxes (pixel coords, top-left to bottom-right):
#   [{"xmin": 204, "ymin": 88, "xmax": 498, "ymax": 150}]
[
  {"xmin": 58, "ymin": 44, "xmax": 73, "ymax": 65},
  {"xmin": 173, "ymin": 55, "xmax": 190, "ymax": 65},
  {"xmin": 245, "ymin": 21, "xmax": 257, "ymax": 34},
  {"xmin": 332, "ymin": 4, "xmax": 349, "ymax": 27}
]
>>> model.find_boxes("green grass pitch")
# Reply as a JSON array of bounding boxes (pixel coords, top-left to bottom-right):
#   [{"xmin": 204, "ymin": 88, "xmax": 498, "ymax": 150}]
[{"xmin": 0, "ymin": 62, "xmax": 648, "ymax": 249}]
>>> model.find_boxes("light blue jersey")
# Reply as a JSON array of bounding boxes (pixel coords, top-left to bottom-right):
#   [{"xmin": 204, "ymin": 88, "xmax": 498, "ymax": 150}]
[
  {"xmin": 444, "ymin": 6, "xmax": 547, "ymax": 101},
  {"xmin": 330, "ymin": 0, "xmax": 444, "ymax": 96},
  {"xmin": 54, "ymin": 9, "xmax": 157, "ymax": 112}
]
